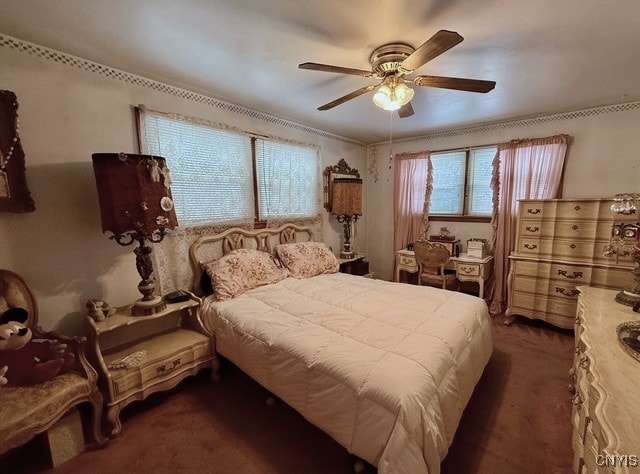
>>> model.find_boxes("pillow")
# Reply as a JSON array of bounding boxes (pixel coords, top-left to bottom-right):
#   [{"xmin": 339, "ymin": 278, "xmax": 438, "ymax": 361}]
[
  {"xmin": 276, "ymin": 241, "xmax": 339, "ymax": 279},
  {"xmin": 202, "ymin": 248, "xmax": 289, "ymax": 301}
]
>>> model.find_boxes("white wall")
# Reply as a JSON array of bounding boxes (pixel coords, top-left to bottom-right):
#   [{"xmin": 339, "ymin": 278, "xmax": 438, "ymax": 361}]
[
  {"xmin": 366, "ymin": 105, "xmax": 640, "ymax": 281},
  {"xmin": 0, "ymin": 39, "xmax": 366, "ymax": 334}
]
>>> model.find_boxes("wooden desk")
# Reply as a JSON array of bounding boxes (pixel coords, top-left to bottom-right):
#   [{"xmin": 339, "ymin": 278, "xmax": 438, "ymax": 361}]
[{"xmin": 396, "ymin": 249, "xmax": 494, "ymax": 298}]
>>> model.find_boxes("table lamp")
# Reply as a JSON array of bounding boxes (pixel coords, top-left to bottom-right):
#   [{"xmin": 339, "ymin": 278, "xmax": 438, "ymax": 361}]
[
  {"xmin": 331, "ymin": 177, "xmax": 362, "ymax": 259},
  {"xmin": 92, "ymin": 153, "xmax": 177, "ymax": 316}
]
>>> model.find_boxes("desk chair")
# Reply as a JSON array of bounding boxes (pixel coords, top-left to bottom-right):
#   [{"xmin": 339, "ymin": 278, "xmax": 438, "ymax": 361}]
[{"xmin": 413, "ymin": 240, "xmax": 459, "ymax": 290}]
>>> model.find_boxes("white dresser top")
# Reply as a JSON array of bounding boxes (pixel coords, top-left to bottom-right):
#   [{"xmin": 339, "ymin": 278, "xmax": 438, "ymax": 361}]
[{"xmin": 577, "ymin": 286, "xmax": 640, "ymax": 456}]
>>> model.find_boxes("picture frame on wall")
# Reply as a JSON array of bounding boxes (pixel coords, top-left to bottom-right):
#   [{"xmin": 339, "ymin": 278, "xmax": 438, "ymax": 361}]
[{"xmin": 0, "ymin": 89, "xmax": 34, "ymax": 212}]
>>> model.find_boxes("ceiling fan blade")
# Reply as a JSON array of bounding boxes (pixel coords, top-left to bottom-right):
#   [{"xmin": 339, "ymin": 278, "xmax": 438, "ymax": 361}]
[
  {"xmin": 401, "ymin": 30, "xmax": 464, "ymax": 71},
  {"xmin": 317, "ymin": 84, "xmax": 378, "ymax": 111},
  {"xmin": 299, "ymin": 62, "xmax": 374, "ymax": 77},
  {"xmin": 398, "ymin": 102, "xmax": 414, "ymax": 118},
  {"xmin": 414, "ymin": 75, "xmax": 496, "ymax": 93}
]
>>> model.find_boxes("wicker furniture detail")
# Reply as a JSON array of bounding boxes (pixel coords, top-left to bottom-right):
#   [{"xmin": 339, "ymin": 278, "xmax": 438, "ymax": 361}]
[
  {"xmin": 505, "ymin": 199, "xmax": 635, "ymax": 329},
  {"xmin": 0, "ymin": 269, "xmax": 107, "ymax": 458}
]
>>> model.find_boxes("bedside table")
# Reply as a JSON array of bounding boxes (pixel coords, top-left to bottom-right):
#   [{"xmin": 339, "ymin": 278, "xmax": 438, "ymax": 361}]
[
  {"xmin": 338, "ymin": 254, "xmax": 371, "ymax": 277},
  {"xmin": 86, "ymin": 297, "xmax": 218, "ymax": 437}
]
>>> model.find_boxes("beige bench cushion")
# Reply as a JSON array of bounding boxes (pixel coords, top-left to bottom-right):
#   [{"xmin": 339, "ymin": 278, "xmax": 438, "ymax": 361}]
[{"xmin": 0, "ymin": 372, "xmax": 91, "ymax": 453}]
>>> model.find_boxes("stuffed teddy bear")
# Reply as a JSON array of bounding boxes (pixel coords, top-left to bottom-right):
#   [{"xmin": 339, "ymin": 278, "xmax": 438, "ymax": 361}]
[
  {"xmin": 85, "ymin": 298, "xmax": 115, "ymax": 322},
  {"xmin": 0, "ymin": 307, "xmax": 75, "ymax": 386}
]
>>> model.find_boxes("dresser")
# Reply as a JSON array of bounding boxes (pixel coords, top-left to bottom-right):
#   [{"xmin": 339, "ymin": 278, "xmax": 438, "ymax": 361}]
[
  {"xmin": 571, "ymin": 287, "xmax": 640, "ymax": 473},
  {"xmin": 506, "ymin": 199, "xmax": 635, "ymax": 329}
]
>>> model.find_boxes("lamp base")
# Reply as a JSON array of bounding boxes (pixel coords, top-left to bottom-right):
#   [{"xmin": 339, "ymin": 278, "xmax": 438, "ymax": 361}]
[
  {"xmin": 340, "ymin": 250, "xmax": 355, "ymax": 259},
  {"xmin": 615, "ymin": 290, "xmax": 640, "ymax": 307},
  {"xmin": 131, "ymin": 296, "xmax": 166, "ymax": 316}
]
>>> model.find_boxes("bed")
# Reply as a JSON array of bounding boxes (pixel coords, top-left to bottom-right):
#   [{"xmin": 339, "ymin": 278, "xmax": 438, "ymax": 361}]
[{"xmin": 189, "ymin": 224, "xmax": 493, "ymax": 474}]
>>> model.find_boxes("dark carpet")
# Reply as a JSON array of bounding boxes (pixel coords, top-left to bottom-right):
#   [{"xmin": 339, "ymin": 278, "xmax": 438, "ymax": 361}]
[{"xmin": 1, "ymin": 315, "xmax": 574, "ymax": 474}]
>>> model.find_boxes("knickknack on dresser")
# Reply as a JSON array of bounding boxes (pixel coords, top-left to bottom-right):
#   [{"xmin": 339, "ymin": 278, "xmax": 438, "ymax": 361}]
[{"xmin": 505, "ymin": 199, "xmax": 636, "ymax": 329}]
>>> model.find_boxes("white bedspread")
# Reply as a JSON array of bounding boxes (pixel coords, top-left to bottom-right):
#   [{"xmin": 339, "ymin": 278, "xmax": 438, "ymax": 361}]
[{"xmin": 201, "ymin": 272, "xmax": 492, "ymax": 473}]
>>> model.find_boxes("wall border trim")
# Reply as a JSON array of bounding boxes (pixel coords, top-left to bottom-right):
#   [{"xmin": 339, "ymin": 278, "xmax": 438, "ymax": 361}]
[
  {"xmin": 370, "ymin": 101, "xmax": 640, "ymax": 147},
  {"xmin": 0, "ymin": 33, "xmax": 363, "ymax": 146}
]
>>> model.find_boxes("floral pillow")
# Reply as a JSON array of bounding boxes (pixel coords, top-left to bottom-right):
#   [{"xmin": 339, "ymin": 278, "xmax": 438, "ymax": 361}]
[
  {"xmin": 202, "ymin": 248, "xmax": 289, "ymax": 301},
  {"xmin": 276, "ymin": 241, "xmax": 339, "ymax": 279}
]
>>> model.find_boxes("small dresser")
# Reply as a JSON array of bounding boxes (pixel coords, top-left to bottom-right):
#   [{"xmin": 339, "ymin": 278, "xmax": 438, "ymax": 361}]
[
  {"xmin": 571, "ymin": 287, "xmax": 640, "ymax": 473},
  {"xmin": 506, "ymin": 199, "xmax": 635, "ymax": 329}
]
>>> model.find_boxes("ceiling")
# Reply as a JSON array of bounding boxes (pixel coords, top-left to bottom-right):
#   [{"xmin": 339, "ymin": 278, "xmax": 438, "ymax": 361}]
[{"xmin": 2, "ymin": 0, "xmax": 640, "ymax": 144}]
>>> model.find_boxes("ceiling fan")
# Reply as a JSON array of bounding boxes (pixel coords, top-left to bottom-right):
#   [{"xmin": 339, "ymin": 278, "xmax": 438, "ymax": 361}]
[{"xmin": 298, "ymin": 30, "xmax": 496, "ymax": 118}]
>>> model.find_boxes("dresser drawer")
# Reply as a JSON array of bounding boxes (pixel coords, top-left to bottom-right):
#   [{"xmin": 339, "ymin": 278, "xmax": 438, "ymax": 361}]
[
  {"xmin": 510, "ymin": 290, "xmax": 577, "ymax": 323},
  {"xmin": 519, "ymin": 200, "xmax": 611, "ymax": 221},
  {"xmin": 512, "ymin": 259, "xmax": 592, "ymax": 283},
  {"xmin": 515, "ymin": 237, "xmax": 634, "ymax": 265},
  {"xmin": 398, "ymin": 254, "xmax": 417, "ymax": 267},
  {"xmin": 106, "ymin": 329, "xmax": 212, "ymax": 400},
  {"xmin": 456, "ymin": 262, "xmax": 481, "ymax": 277},
  {"xmin": 512, "ymin": 276, "xmax": 581, "ymax": 301},
  {"xmin": 519, "ymin": 219, "xmax": 614, "ymax": 241},
  {"xmin": 590, "ymin": 266, "xmax": 633, "ymax": 288}
]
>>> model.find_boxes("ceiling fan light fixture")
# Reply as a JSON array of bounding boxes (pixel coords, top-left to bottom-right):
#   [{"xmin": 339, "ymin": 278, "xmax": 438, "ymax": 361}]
[
  {"xmin": 373, "ymin": 82, "xmax": 413, "ymax": 111},
  {"xmin": 395, "ymin": 83, "xmax": 414, "ymax": 105},
  {"xmin": 372, "ymin": 84, "xmax": 392, "ymax": 109}
]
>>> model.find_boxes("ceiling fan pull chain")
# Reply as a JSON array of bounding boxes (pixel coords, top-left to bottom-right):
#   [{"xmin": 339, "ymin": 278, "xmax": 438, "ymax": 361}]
[{"xmin": 388, "ymin": 111, "xmax": 394, "ymax": 170}]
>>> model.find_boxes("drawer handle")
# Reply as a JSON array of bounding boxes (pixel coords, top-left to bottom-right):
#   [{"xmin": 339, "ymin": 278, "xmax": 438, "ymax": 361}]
[
  {"xmin": 569, "ymin": 244, "xmax": 577, "ymax": 249},
  {"xmin": 460, "ymin": 266, "xmax": 476, "ymax": 274},
  {"xmin": 157, "ymin": 358, "xmax": 181, "ymax": 374},
  {"xmin": 556, "ymin": 287, "xmax": 579, "ymax": 297},
  {"xmin": 523, "ymin": 243, "xmax": 538, "ymax": 250},
  {"xmin": 558, "ymin": 270, "xmax": 583, "ymax": 280},
  {"xmin": 525, "ymin": 226, "xmax": 540, "ymax": 232},
  {"xmin": 574, "ymin": 205, "xmax": 581, "ymax": 211},
  {"xmin": 572, "ymin": 225, "xmax": 579, "ymax": 231},
  {"xmin": 527, "ymin": 208, "xmax": 541, "ymax": 215}
]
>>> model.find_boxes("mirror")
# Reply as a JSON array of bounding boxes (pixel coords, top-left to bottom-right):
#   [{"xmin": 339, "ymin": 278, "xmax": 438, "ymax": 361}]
[{"xmin": 324, "ymin": 159, "xmax": 360, "ymax": 212}]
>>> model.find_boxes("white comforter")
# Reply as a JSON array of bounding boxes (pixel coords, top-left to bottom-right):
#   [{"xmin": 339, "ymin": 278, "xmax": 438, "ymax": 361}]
[{"xmin": 201, "ymin": 272, "xmax": 492, "ymax": 473}]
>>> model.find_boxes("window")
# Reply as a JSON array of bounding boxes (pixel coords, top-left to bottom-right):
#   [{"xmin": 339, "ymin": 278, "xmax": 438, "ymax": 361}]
[
  {"xmin": 429, "ymin": 146, "xmax": 496, "ymax": 218},
  {"xmin": 255, "ymin": 140, "xmax": 319, "ymax": 220},
  {"xmin": 137, "ymin": 108, "xmax": 320, "ymax": 227}
]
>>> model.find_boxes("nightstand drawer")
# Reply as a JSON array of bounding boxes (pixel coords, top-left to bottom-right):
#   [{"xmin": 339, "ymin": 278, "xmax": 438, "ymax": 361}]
[
  {"xmin": 398, "ymin": 254, "xmax": 417, "ymax": 266},
  {"xmin": 107, "ymin": 329, "xmax": 212, "ymax": 399}
]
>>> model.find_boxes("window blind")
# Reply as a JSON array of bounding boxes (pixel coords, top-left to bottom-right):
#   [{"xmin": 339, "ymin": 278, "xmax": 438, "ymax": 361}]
[
  {"xmin": 467, "ymin": 147, "xmax": 495, "ymax": 216},
  {"xmin": 139, "ymin": 111, "xmax": 254, "ymax": 227},
  {"xmin": 255, "ymin": 139, "xmax": 319, "ymax": 219},
  {"xmin": 430, "ymin": 151, "xmax": 466, "ymax": 215}
]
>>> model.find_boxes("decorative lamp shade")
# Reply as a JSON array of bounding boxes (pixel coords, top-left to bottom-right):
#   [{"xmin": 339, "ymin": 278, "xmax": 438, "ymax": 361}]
[
  {"xmin": 331, "ymin": 178, "xmax": 363, "ymax": 216},
  {"xmin": 92, "ymin": 153, "xmax": 178, "ymax": 236}
]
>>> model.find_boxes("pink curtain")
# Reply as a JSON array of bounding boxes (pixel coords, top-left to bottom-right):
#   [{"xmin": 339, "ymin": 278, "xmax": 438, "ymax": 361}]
[
  {"xmin": 489, "ymin": 134, "xmax": 571, "ymax": 315},
  {"xmin": 393, "ymin": 152, "xmax": 432, "ymax": 279}
]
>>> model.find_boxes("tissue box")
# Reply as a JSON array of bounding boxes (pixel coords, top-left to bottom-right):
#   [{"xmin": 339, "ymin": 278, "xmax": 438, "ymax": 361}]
[{"xmin": 467, "ymin": 239, "xmax": 486, "ymax": 258}]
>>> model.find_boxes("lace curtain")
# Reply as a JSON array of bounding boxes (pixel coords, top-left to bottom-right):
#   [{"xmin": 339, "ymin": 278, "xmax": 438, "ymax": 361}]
[
  {"xmin": 393, "ymin": 152, "xmax": 432, "ymax": 280},
  {"xmin": 489, "ymin": 134, "xmax": 570, "ymax": 315}
]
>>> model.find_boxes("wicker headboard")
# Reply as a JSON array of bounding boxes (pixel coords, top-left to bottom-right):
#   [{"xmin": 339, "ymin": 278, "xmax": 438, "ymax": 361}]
[{"xmin": 189, "ymin": 224, "xmax": 314, "ymax": 295}]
